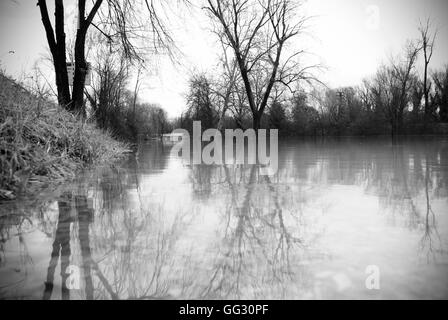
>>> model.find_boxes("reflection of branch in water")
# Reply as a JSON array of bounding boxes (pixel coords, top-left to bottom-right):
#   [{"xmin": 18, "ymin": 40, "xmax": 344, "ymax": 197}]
[
  {"xmin": 390, "ymin": 143, "xmax": 420, "ymax": 226},
  {"xmin": 0, "ymin": 213, "xmax": 34, "ymax": 267},
  {"xmin": 0, "ymin": 200, "xmax": 58, "ymax": 298},
  {"xmin": 0, "ymin": 214, "xmax": 34, "ymax": 295},
  {"xmin": 363, "ymin": 142, "xmax": 423, "ymax": 227},
  {"xmin": 43, "ymin": 192, "xmax": 72, "ymax": 300},
  {"xmin": 76, "ymin": 195, "xmax": 94, "ymax": 300},
  {"xmin": 198, "ymin": 165, "xmax": 305, "ymax": 299},
  {"xmin": 86, "ymin": 197, "xmax": 188, "ymax": 300},
  {"xmin": 90, "ymin": 259, "xmax": 119, "ymax": 300},
  {"xmin": 263, "ymin": 174, "xmax": 303, "ymax": 279},
  {"xmin": 196, "ymin": 166, "xmax": 257, "ymax": 298},
  {"xmin": 419, "ymin": 155, "xmax": 442, "ymax": 261}
]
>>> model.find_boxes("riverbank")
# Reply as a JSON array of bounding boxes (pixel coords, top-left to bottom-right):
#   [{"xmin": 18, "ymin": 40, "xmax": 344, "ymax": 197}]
[{"xmin": 0, "ymin": 73, "xmax": 129, "ymax": 200}]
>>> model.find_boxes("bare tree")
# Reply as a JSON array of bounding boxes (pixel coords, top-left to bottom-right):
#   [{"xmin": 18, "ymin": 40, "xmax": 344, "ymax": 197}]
[
  {"xmin": 214, "ymin": 41, "xmax": 240, "ymax": 130},
  {"xmin": 205, "ymin": 0, "xmax": 315, "ymax": 129},
  {"xmin": 410, "ymin": 75, "xmax": 424, "ymax": 118},
  {"xmin": 418, "ymin": 18, "xmax": 437, "ymax": 122},
  {"xmin": 37, "ymin": 0, "xmax": 73, "ymax": 108},
  {"xmin": 186, "ymin": 73, "xmax": 217, "ymax": 129},
  {"xmin": 229, "ymin": 80, "xmax": 251, "ymax": 129},
  {"xmin": 85, "ymin": 47, "xmax": 129, "ymax": 128},
  {"xmin": 371, "ymin": 42, "xmax": 420, "ymax": 136},
  {"xmin": 37, "ymin": 0, "xmax": 184, "ymax": 115},
  {"xmin": 132, "ymin": 66, "xmax": 143, "ymax": 120},
  {"xmin": 22, "ymin": 62, "xmax": 57, "ymax": 117},
  {"xmin": 358, "ymin": 79, "xmax": 373, "ymax": 112},
  {"xmin": 432, "ymin": 66, "xmax": 448, "ymax": 122}
]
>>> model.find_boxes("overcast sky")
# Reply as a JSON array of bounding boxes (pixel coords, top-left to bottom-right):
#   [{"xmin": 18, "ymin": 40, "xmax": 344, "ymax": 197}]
[{"xmin": 1, "ymin": 0, "xmax": 448, "ymax": 117}]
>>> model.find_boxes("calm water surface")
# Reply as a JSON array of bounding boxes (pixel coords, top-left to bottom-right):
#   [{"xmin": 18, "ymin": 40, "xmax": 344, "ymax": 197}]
[{"xmin": 1, "ymin": 137, "xmax": 448, "ymax": 299}]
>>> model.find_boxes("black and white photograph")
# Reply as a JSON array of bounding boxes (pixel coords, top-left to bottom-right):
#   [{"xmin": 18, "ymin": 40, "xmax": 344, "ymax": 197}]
[{"xmin": 0, "ymin": 0, "xmax": 448, "ymax": 307}]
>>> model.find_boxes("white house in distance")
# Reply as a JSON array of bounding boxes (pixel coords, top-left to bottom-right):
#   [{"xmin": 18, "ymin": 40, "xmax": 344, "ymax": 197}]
[{"xmin": 161, "ymin": 132, "xmax": 184, "ymax": 145}]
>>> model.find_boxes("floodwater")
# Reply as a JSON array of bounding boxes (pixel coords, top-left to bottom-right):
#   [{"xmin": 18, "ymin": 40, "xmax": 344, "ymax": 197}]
[{"xmin": 1, "ymin": 137, "xmax": 448, "ymax": 300}]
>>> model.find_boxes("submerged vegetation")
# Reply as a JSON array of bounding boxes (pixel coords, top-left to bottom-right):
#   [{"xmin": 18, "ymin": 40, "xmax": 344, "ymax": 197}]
[{"xmin": 0, "ymin": 72, "xmax": 128, "ymax": 200}]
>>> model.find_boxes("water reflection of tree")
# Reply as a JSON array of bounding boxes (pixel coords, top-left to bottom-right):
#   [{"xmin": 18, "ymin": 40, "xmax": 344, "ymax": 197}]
[
  {"xmin": 285, "ymin": 138, "xmax": 447, "ymax": 260},
  {"xmin": 0, "ymin": 197, "xmax": 60, "ymax": 298},
  {"xmin": 89, "ymin": 210, "xmax": 188, "ymax": 299},
  {"xmin": 379, "ymin": 141, "xmax": 444, "ymax": 259},
  {"xmin": 43, "ymin": 192, "xmax": 72, "ymax": 300},
  {"xmin": 81, "ymin": 176, "xmax": 189, "ymax": 299},
  {"xmin": 187, "ymin": 165, "xmax": 312, "ymax": 299},
  {"xmin": 134, "ymin": 142, "xmax": 169, "ymax": 172},
  {"xmin": 384, "ymin": 141, "xmax": 420, "ymax": 228},
  {"xmin": 189, "ymin": 164, "xmax": 227, "ymax": 201},
  {"xmin": 57, "ymin": 139, "xmax": 448, "ymax": 298},
  {"xmin": 419, "ymin": 154, "xmax": 442, "ymax": 261},
  {"xmin": 75, "ymin": 195, "xmax": 94, "ymax": 299},
  {"xmin": 39, "ymin": 144, "xmax": 186, "ymax": 300},
  {"xmin": 3, "ymin": 138, "xmax": 447, "ymax": 299},
  {"xmin": 69, "ymin": 161, "xmax": 317, "ymax": 300}
]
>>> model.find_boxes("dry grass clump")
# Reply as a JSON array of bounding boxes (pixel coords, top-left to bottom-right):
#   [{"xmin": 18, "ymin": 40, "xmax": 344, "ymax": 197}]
[{"xmin": 0, "ymin": 73, "xmax": 128, "ymax": 200}]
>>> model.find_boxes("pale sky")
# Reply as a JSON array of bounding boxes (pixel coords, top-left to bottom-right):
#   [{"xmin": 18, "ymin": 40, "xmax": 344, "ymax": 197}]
[{"xmin": 1, "ymin": 0, "xmax": 448, "ymax": 117}]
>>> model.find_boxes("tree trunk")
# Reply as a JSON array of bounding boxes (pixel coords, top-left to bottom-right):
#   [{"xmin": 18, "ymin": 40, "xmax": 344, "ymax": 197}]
[
  {"xmin": 53, "ymin": 57, "xmax": 71, "ymax": 107},
  {"xmin": 253, "ymin": 112, "xmax": 261, "ymax": 130},
  {"xmin": 71, "ymin": 29, "xmax": 87, "ymax": 116},
  {"xmin": 38, "ymin": 0, "xmax": 103, "ymax": 116},
  {"xmin": 38, "ymin": 0, "xmax": 71, "ymax": 108},
  {"xmin": 397, "ymin": 113, "xmax": 403, "ymax": 135},
  {"xmin": 424, "ymin": 60, "xmax": 430, "ymax": 124}
]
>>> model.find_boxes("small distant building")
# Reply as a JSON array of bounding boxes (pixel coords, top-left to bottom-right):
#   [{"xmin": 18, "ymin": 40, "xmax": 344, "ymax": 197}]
[{"xmin": 161, "ymin": 132, "xmax": 184, "ymax": 145}]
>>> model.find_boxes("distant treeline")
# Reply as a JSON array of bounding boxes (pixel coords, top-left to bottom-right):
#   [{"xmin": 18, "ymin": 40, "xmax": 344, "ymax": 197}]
[{"xmin": 175, "ymin": 61, "xmax": 448, "ymax": 136}]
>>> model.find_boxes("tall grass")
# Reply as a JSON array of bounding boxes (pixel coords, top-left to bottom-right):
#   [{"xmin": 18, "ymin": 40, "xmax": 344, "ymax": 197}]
[{"xmin": 0, "ymin": 72, "xmax": 128, "ymax": 200}]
